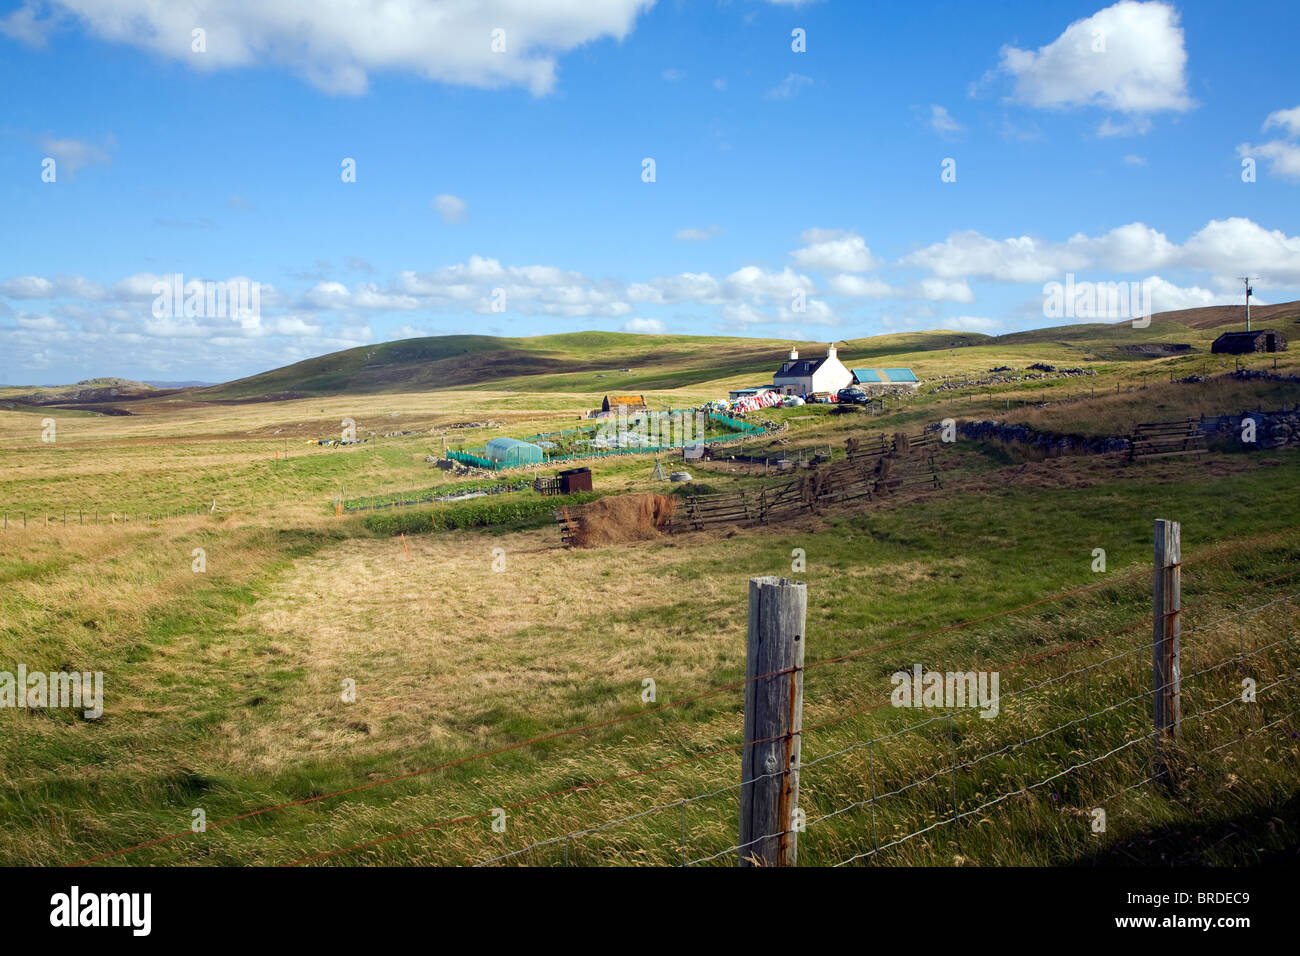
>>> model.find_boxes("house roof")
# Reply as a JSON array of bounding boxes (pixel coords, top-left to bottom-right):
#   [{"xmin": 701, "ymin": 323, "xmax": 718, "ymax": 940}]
[
  {"xmin": 732, "ymin": 386, "xmax": 776, "ymax": 395},
  {"xmin": 852, "ymin": 367, "xmax": 918, "ymax": 383},
  {"xmin": 605, "ymin": 394, "xmax": 647, "ymax": 406},
  {"xmin": 1213, "ymin": 330, "xmax": 1280, "ymax": 342},
  {"xmin": 775, "ymin": 357, "xmax": 827, "ymax": 379}
]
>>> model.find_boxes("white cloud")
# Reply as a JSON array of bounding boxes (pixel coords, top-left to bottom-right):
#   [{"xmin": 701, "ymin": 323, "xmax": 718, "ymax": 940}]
[
  {"xmin": 1245, "ymin": 140, "xmax": 1300, "ymax": 181},
  {"xmin": 675, "ymin": 226, "xmax": 722, "ymax": 241},
  {"xmin": 1263, "ymin": 105, "xmax": 1300, "ymax": 138},
  {"xmin": 302, "ymin": 281, "xmax": 352, "ymax": 309},
  {"xmin": 903, "ymin": 221, "xmax": 1180, "ymax": 281},
  {"xmin": 623, "ymin": 317, "xmax": 665, "ymax": 333},
  {"xmin": 12, "ymin": 0, "xmax": 653, "ymax": 96},
  {"xmin": 1097, "ymin": 116, "xmax": 1152, "ymax": 137},
  {"xmin": 0, "ymin": 276, "xmax": 55, "ymax": 298},
  {"xmin": 1123, "ymin": 154, "xmax": 1147, "ymax": 165},
  {"xmin": 627, "ymin": 273, "xmax": 721, "ymax": 305},
  {"xmin": 903, "ymin": 231, "xmax": 1085, "ymax": 282},
  {"xmin": 724, "ymin": 266, "xmax": 816, "ymax": 302},
  {"xmin": 902, "ymin": 218, "xmax": 1300, "ymax": 290},
  {"xmin": 827, "ymin": 274, "xmax": 894, "ymax": 298},
  {"xmin": 1181, "ymin": 218, "xmax": 1300, "ymax": 284},
  {"xmin": 109, "ymin": 272, "xmax": 169, "ymax": 300},
  {"xmin": 719, "ymin": 298, "xmax": 839, "ymax": 329},
  {"xmin": 0, "ymin": 1, "xmax": 60, "ymax": 45},
  {"xmin": 995, "ymin": 1, "xmax": 1192, "ymax": 120},
  {"xmin": 1139, "ymin": 276, "xmax": 1236, "ymax": 313},
  {"xmin": 1239, "ymin": 104, "xmax": 1300, "ymax": 181},
  {"xmin": 432, "ymin": 194, "xmax": 468, "ymax": 225},
  {"xmin": 938, "ymin": 315, "xmax": 999, "ymax": 332},
  {"xmin": 1068, "ymin": 222, "xmax": 1179, "ymax": 271},
  {"xmin": 918, "ymin": 278, "xmax": 975, "ymax": 302},
  {"xmin": 16, "ymin": 314, "xmax": 60, "ymax": 330},
  {"xmin": 791, "ymin": 228, "xmax": 879, "ymax": 272},
  {"xmin": 39, "ymin": 134, "xmax": 114, "ymax": 174},
  {"xmin": 928, "ymin": 104, "xmax": 963, "ymax": 135},
  {"xmin": 766, "ymin": 73, "xmax": 813, "ymax": 100},
  {"xmin": 661, "ymin": 68, "xmax": 685, "ymax": 82}
]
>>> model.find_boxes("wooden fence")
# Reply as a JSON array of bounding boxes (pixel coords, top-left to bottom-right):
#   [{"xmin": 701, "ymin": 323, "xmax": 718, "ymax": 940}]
[
  {"xmin": 1127, "ymin": 418, "xmax": 1206, "ymax": 462},
  {"xmin": 556, "ymin": 431, "xmax": 943, "ymax": 542}
]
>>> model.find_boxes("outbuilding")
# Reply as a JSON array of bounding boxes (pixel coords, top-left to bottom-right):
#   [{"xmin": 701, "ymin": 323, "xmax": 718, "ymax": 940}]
[
  {"xmin": 602, "ymin": 394, "xmax": 649, "ymax": 413},
  {"xmin": 851, "ymin": 368, "xmax": 920, "ymax": 393},
  {"xmin": 1211, "ymin": 330, "xmax": 1287, "ymax": 354}
]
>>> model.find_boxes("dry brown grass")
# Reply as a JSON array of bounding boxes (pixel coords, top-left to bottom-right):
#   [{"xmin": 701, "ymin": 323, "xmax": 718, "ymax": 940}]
[{"xmin": 210, "ymin": 525, "xmax": 743, "ymax": 775}]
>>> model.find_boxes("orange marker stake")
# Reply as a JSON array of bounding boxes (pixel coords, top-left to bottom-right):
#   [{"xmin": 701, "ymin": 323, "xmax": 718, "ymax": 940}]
[{"xmin": 401, "ymin": 532, "xmax": 410, "ymax": 559}]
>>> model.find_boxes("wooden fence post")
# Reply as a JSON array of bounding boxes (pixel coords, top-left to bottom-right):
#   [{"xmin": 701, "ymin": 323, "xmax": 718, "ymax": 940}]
[
  {"xmin": 739, "ymin": 576, "xmax": 806, "ymax": 867},
  {"xmin": 1152, "ymin": 518, "xmax": 1182, "ymax": 784}
]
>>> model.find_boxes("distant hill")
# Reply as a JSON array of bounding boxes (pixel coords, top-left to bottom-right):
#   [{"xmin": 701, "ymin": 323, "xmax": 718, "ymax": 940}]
[
  {"xmin": 192, "ymin": 330, "xmax": 984, "ymax": 401},
  {"xmin": 0, "ymin": 378, "xmax": 162, "ymax": 406},
  {"xmin": 193, "ymin": 300, "xmax": 1298, "ymax": 401},
  {"xmin": 15, "ymin": 300, "xmax": 1296, "ymax": 406},
  {"xmin": 1139, "ymin": 300, "xmax": 1300, "ymax": 331}
]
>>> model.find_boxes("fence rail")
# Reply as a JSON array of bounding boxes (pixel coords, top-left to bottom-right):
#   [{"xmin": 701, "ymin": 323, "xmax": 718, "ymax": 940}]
[
  {"xmin": 1128, "ymin": 418, "xmax": 1207, "ymax": 462},
  {"xmin": 555, "ymin": 431, "xmax": 945, "ymax": 538}
]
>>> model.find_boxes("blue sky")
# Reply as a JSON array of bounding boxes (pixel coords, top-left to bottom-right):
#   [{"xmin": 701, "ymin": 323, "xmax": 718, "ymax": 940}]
[{"xmin": 1, "ymin": 0, "xmax": 1298, "ymax": 385}]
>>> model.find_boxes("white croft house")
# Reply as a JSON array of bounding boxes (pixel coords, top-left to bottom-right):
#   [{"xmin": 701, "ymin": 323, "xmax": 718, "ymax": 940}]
[{"xmin": 772, "ymin": 344, "xmax": 854, "ymax": 396}]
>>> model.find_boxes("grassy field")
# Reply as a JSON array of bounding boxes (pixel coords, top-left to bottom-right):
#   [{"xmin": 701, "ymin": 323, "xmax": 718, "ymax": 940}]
[{"xmin": 3, "ymin": 315, "xmax": 1300, "ymax": 866}]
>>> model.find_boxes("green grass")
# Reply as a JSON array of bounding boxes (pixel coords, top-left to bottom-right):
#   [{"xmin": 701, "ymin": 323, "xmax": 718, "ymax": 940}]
[
  {"xmin": 4, "ymin": 312, "xmax": 1300, "ymax": 867},
  {"xmin": 3, "ymin": 441, "xmax": 1298, "ymax": 866},
  {"xmin": 362, "ymin": 491, "xmax": 599, "ymax": 534}
]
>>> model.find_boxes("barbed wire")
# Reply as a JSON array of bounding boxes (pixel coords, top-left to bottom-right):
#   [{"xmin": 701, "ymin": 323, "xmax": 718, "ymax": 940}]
[
  {"xmin": 475, "ymin": 589, "xmax": 1298, "ymax": 868},
  {"xmin": 829, "ymin": 672, "xmax": 1299, "ymax": 867},
  {"xmin": 70, "ymin": 539, "xmax": 1299, "ymax": 867}
]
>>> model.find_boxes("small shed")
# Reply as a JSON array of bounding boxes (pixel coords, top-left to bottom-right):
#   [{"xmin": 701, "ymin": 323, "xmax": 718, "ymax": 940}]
[
  {"xmin": 557, "ymin": 467, "xmax": 593, "ymax": 494},
  {"xmin": 536, "ymin": 466, "xmax": 593, "ymax": 495},
  {"xmin": 1211, "ymin": 330, "xmax": 1287, "ymax": 354},
  {"xmin": 484, "ymin": 437, "xmax": 545, "ymax": 467},
  {"xmin": 602, "ymin": 394, "xmax": 648, "ymax": 412}
]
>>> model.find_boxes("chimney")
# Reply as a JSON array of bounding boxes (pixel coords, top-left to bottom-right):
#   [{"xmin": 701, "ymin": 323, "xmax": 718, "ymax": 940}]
[
  {"xmin": 827, "ymin": 342, "xmax": 838, "ymax": 359},
  {"xmin": 789, "ymin": 345, "xmax": 799, "ymax": 360}
]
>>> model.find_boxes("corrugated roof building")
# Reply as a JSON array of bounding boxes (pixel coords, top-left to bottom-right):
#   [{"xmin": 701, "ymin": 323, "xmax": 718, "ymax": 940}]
[{"xmin": 851, "ymin": 368, "xmax": 920, "ymax": 392}]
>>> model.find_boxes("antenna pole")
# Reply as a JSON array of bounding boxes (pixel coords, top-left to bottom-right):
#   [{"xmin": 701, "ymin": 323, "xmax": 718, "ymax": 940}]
[{"xmin": 1239, "ymin": 276, "xmax": 1254, "ymax": 331}]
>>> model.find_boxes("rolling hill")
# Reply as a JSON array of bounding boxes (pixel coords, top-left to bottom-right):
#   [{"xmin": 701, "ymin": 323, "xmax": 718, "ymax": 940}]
[
  {"xmin": 13, "ymin": 300, "xmax": 1298, "ymax": 406},
  {"xmin": 191, "ymin": 329, "xmax": 986, "ymax": 401},
  {"xmin": 193, "ymin": 299, "xmax": 1297, "ymax": 401}
]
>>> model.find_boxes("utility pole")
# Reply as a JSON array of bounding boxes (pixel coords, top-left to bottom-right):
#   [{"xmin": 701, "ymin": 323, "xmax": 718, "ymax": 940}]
[{"xmin": 1239, "ymin": 276, "xmax": 1258, "ymax": 331}]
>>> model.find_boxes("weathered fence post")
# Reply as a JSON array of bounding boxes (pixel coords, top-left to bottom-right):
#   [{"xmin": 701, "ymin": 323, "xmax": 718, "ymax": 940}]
[
  {"xmin": 1152, "ymin": 518, "xmax": 1182, "ymax": 785},
  {"xmin": 739, "ymin": 576, "xmax": 806, "ymax": 867}
]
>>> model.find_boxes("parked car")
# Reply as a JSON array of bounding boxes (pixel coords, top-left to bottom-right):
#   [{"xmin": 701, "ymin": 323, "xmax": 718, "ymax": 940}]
[{"xmin": 837, "ymin": 387, "xmax": 870, "ymax": 405}]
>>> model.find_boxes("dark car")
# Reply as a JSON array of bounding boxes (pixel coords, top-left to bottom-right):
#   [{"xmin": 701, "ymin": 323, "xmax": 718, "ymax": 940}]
[{"xmin": 836, "ymin": 387, "xmax": 870, "ymax": 405}]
